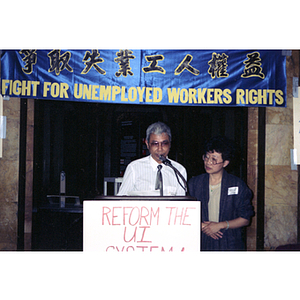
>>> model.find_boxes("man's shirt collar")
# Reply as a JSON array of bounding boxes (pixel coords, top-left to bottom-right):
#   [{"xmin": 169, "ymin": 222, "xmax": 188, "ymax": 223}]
[{"xmin": 149, "ymin": 155, "xmax": 163, "ymax": 170}]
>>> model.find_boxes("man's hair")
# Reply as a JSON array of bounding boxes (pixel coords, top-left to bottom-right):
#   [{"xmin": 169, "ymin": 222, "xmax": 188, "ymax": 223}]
[
  {"xmin": 146, "ymin": 121, "xmax": 172, "ymax": 143},
  {"xmin": 204, "ymin": 135, "xmax": 235, "ymax": 162}
]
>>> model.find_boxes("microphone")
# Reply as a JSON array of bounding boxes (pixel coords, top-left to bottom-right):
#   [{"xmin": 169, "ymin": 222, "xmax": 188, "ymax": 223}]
[
  {"xmin": 159, "ymin": 155, "xmax": 187, "ymax": 193},
  {"xmin": 159, "ymin": 155, "xmax": 172, "ymax": 165}
]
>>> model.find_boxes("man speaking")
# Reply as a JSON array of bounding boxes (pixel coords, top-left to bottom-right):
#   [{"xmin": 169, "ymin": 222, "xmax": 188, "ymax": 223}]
[{"xmin": 117, "ymin": 121, "xmax": 187, "ymax": 196}]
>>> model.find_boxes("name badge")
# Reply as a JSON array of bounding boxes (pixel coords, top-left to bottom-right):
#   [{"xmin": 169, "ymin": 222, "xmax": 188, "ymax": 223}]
[{"xmin": 228, "ymin": 187, "xmax": 238, "ymax": 195}]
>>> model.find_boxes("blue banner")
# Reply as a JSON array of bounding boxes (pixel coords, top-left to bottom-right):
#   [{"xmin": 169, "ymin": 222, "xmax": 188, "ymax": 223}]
[{"xmin": 1, "ymin": 49, "xmax": 286, "ymax": 107}]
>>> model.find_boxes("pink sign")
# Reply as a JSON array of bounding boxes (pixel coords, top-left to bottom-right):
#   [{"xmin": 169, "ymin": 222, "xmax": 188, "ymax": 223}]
[{"xmin": 83, "ymin": 200, "xmax": 201, "ymax": 252}]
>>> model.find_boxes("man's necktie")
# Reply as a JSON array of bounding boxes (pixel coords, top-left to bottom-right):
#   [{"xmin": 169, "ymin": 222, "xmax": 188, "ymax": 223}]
[{"xmin": 155, "ymin": 164, "xmax": 163, "ymax": 196}]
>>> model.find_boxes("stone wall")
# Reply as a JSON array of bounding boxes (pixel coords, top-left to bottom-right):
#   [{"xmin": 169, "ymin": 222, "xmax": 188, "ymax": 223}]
[
  {"xmin": 246, "ymin": 51, "xmax": 299, "ymax": 250},
  {"xmin": 0, "ymin": 97, "xmax": 20, "ymax": 250},
  {"xmin": 264, "ymin": 51, "xmax": 299, "ymax": 249},
  {"xmin": 24, "ymin": 99, "xmax": 34, "ymax": 250},
  {"xmin": 246, "ymin": 107, "xmax": 258, "ymax": 250}
]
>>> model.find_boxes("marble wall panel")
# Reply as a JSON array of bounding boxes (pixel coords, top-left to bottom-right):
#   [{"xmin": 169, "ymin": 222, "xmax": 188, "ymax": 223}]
[
  {"xmin": 0, "ymin": 201, "xmax": 18, "ymax": 250},
  {"xmin": 247, "ymin": 129, "xmax": 258, "ymax": 167},
  {"xmin": 24, "ymin": 99, "xmax": 34, "ymax": 250},
  {"xmin": 266, "ymin": 107, "xmax": 293, "ymax": 125},
  {"xmin": 246, "ymin": 108, "xmax": 258, "ymax": 250},
  {"xmin": 248, "ymin": 107, "xmax": 258, "ymax": 130},
  {"xmin": 26, "ymin": 124, "xmax": 34, "ymax": 162},
  {"xmin": 2, "ymin": 118, "xmax": 20, "ymax": 160},
  {"xmin": 264, "ymin": 205, "xmax": 297, "ymax": 249},
  {"xmin": 0, "ymin": 160, "xmax": 19, "ymax": 202},
  {"xmin": 27, "ymin": 98, "xmax": 34, "ymax": 126},
  {"xmin": 263, "ymin": 51, "xmax": 298, "ymax": 250},
  {"xmin": 247, "ymin": 164, "xmax": 258, "ymax": 195},
  {"xmin": 265, "ymin": 124, "xmax": 293, "ymax": 166},
  {"xmin": 24, "ymin": 151, "xmax": 33, "ymax": 236},
  {"xmin": 2, "ymin": 98, "xmax": 20, "ymax": 120},
  {"xmin": 0, "ymin": 98, "xmax": 20, "ymax": 250},
  {"xmin": 265, "ymin": 165, "xmax": 297, "ymax": 207}
]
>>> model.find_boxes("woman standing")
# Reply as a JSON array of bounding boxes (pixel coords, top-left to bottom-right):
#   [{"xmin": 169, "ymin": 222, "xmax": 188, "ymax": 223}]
[{"xmin": 188, "ymin": 136, "xmax": 254, "ymax": 251}]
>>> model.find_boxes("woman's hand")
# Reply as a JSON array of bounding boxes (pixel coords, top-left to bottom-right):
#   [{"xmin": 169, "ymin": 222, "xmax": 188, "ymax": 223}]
[
  {"xmin": 202, "ymin": 221, "xmax": 224, "ymax": 240},
  {"xmin": 201, "ymin": 218, "xmax": 249, "ymax": 240}
]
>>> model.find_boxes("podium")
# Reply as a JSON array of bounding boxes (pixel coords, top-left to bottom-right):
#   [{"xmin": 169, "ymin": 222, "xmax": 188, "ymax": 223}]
[{"xmin": 83, "ymin": 196, "xmax": 200, "ymax": 252}]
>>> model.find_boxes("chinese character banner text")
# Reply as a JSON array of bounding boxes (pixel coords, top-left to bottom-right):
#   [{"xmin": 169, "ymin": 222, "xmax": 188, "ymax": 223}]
[{"xmin": 0, "ymin": 49, "xmax": 286, "ymax": 107}]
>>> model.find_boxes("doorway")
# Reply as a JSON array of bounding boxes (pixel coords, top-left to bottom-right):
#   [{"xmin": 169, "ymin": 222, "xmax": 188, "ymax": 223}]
[{"xmin": 32, "ymin": 100, "xmax": 247, "ymax": 250}]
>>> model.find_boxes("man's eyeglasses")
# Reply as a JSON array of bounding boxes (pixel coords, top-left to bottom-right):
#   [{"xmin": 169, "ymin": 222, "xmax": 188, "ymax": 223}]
[
  {"xmin": 150, "ymin": 141, "xmax": 170, "ymax": 148},
  {"xmin": 202, "ymin": 154, "xmax": 223, "ymax": 165}
]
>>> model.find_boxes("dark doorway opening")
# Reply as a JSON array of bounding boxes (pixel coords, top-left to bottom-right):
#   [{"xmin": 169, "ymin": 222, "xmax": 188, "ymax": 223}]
[{"xmin": 32, "ymin": 100, "xmax": 248, "ymax": 250}]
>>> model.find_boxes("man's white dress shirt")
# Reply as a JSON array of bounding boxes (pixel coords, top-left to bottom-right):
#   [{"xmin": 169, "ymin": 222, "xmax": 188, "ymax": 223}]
[{"xmin": 117, "ymin": 155, "xmax": 187, "ymax": 196}]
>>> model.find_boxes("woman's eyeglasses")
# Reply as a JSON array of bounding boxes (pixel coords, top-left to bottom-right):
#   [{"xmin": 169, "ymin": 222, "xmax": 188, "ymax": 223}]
[{"xmin": 202, "ymin": 154, "xmax": 223, "ymax": 165}]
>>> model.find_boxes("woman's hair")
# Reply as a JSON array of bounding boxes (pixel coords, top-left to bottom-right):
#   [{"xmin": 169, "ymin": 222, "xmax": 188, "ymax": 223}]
[
  {"xmin": 146, "ymin": 121, "xmax": 172, "ymax": 143},
  {"xmin": 204, "ymin": 135, "xmax": 235, "ymax": 162}
]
